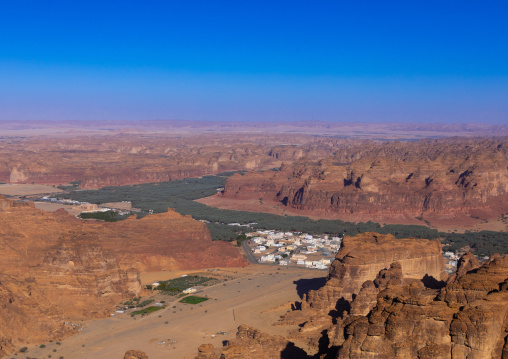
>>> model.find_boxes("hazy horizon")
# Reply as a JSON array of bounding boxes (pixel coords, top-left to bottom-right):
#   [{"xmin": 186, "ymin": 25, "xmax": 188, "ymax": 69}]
[{"xmin": 1, "ymin": 1, "xmax": 507, "ymax": 124}]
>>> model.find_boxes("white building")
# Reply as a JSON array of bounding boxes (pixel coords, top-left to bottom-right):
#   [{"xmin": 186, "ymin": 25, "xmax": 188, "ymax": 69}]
[{"xmin": 260, "ymin": 254, "xmax": 276, "ymax": 263}]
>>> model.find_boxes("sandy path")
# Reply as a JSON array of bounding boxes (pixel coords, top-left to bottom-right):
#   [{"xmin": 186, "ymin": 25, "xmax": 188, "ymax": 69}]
[{"xmin": 26, "ymin": 265, "xmax": 324, "ymax": 359}]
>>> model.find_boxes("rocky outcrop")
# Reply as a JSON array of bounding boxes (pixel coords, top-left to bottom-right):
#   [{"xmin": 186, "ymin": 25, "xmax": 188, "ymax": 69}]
[
  {"xmin": 336, "ymin": 255, "xmax": 508, "ymax": 359},
  {"xmin": 195, "ymin": 325, "xmax": 308, "ymax": 359},
  {"xmin": 123, "ymin": 350, "xmax": 149, "ymax": 359},
  {"xmin": 0, "ymin": 197, "xmax": 246, "ymax": 357},
  {"xmin": 222, "ymin": 137, "xmax": 508, "ymax": 226},
  {"xmin": 446, "ymin": 251, "xmax": 480, "ymax": 284},
  {"xmin": 197, "ymin": 236, "xmax": 508, "ymax": 359},
  {"xmin": 438, "ymin": 254, "xmax": 508, "ymax": 305},
  {"xmin": 0, "ymin": 273, "xmax": 72, "ymax": 357},
  {"xmin": 302, "ymin": 233, "xmax": 446, "ymax": 311},
  {"xmin": 91, "ymin": 209, "xmax": 248, "ymax": 272},
  {"xmin": 349, "ymin": 261, "xmax": 403, "ymax": 316},
  {"xmin": 196, "ymin": 344, "xmax": 216, "ymax": 359}
]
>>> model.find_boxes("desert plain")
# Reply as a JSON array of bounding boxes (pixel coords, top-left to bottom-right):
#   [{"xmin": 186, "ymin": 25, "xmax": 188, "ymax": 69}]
[{"xmin": 23, "ymin": 265, "xmax": 323, "ymax": 359}]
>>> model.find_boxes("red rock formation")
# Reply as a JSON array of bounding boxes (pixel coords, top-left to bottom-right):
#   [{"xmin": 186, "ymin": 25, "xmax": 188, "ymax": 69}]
[
  {"xmin": 195, "ymin": 325, "xmax": 308, "ymax": 359},
  {"xmin": 222, "ymin": 137, "xmax": 508, "ymax": 226},
  {"xmin": 446, "ymin": 251, "xmax": 480, "ymax": 284},
  {"xmin": 336, "ymin": 255, "xmax": 508, "ymax": 359},
  {"xmin": 197, "ymin": 238, "xmax": 508, "ymax": 359},
  {"xmin": 123, "ymin": 350, "xmax": 149, "ymax": 359},
  {"xmin": 302, "ymin": 233, "xmax": 446, "ymax": 311},
  {"xmin": 0, "ymin": 273, "xmax": 73, "ymax": 357},
  {"xmin": 0, "ymin": 134, "xmax": 340, "ymax": 189},
  {"xmin": 0, "ymin": 196, "xmax": 246, "ymax": 357},
  {"xmin": 349, "ymin": 261, "xmax": 403, "ymax": 316},
  {"xmin": 195, "ymin": 344, "xmax": 216, "ymax": 359}
]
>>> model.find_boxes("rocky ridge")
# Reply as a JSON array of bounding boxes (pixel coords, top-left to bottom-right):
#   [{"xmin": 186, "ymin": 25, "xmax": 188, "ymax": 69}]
[
  {"xmin": 222, "ymin": 137, "xmax": 508, "ymax": 226},
  {"xmin": 0, "ymin": 134, "xmax": 340, "ymax": 189}
]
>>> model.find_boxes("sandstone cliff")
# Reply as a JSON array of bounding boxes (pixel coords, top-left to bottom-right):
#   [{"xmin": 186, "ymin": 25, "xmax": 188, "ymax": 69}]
[
  {"xmin": 222, "ymin": 137, "xmax": 508, "ymax": 227},
  {"xmin": 302, "ymin": 233, "xmax": 446, "ymax": 311}
]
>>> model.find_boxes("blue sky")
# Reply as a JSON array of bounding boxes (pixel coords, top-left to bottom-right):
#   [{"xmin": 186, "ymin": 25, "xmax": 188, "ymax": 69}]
[{"xmin": 1, "ymin": 1, "xmax": 507, "ymax": 123}]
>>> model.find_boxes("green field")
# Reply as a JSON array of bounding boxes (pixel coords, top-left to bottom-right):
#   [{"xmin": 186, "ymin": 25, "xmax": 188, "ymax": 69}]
[
  {"xmin": 79, "ymin": 210, "xmax": 129, "ymax": 222},
  {"xmin": 179, "ymin": 296, "xmax": 209, "ymax": 304},
  {"xmin": 148, "ymin": 275, "xmax": 220, "ymax": 295},
  {"xmin": 130, "ymin": 305, "xmax": 165, "ymax": 316}
]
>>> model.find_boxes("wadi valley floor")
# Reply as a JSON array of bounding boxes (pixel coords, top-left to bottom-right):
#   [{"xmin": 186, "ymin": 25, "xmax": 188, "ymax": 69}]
[{"xmin": 23, "ymin": 265, "xmax": 323, "ymax": 359}]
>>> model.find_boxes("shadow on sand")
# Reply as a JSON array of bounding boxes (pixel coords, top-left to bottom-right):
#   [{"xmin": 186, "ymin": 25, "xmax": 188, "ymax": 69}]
[{"xmin": 293, "ymin": 277, "xmax": 327, "ymax": 299}]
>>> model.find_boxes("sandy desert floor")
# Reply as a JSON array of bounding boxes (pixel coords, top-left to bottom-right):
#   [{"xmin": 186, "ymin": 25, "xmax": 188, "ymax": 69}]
[
  {"xmin": 0, "ymin": 183, "xmax": 63, "ymax": 196},
  {"xmin": 24, "ymin": 264, "xmax": 325, "ymax": 359}
]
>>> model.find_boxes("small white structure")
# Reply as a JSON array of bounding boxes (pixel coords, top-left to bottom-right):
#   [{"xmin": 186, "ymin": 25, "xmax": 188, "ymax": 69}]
[
  {"xmin": 268, "ymin": 233, "xmax": 284, "ymax": 240},
  {"xmin": 260, "ymin": 254, "xmax": 276, "ymax": 263},
  {"xmin": 265, "ymin": 239, "xmax": 275, "ymax": 246},
  {"xmin": 252, "ymin": 237, "xmax": 264, "ymax": 244},
  {"xmin": 291, "ymin": 254, "xmax": 307, "ymax": 261}
]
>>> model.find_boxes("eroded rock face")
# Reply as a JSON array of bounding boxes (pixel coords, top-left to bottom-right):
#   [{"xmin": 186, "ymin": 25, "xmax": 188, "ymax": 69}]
[
  {"xmin": 0, "ymin": 196, "xmax": 246, "ymax": 357},
  {"xmin": 123, "ymin": 350, "xmax": 149, "ymax": 359},
  {"xmin": 195, "ymin": 325, "xmax": 308, "ymax": 359},
  {"xmin": 336, "ymin": 255, "xmax": 508, "ymax": 359},
  {"xmin": 197, "ymin": 238, "xmax": 508, "ymax": 359},
  {"xmin": 349, "ymin": 262, "xmax": 403, "ymax": 316},
  {"xmin": 303, "ymin": 233, "xmax": 446, "ymax": 311},
  {"xmin": 446, "ymin": 251, "xmax": 480, "ymax": 284},
  {"xmin": 222, "ymin": 137, "xmax": 508, "ymax": 226},
  {"xmin": 0, "ymin": 273, "xmax": 72, "ymax": 358},
  {"xmin": 439, "ymin": 255, "xmax": 508, "ymax": 305},
  {"xmin": 195, "ymin": 344, "xmax": 216, "ymax": 359},
  {"xmin": 0, "ymin": 134, "xmax": 340, "ymax": 189}
]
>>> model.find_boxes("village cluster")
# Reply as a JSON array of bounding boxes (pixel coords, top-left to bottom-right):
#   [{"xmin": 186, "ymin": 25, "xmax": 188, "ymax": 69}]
[
  {"xmin": 245, "ymin": 230, "xmax": 342, "ymax": 270},
  {"xmin": 244, "ymin": 229, "xmax": 467, "ymax": 273}
]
